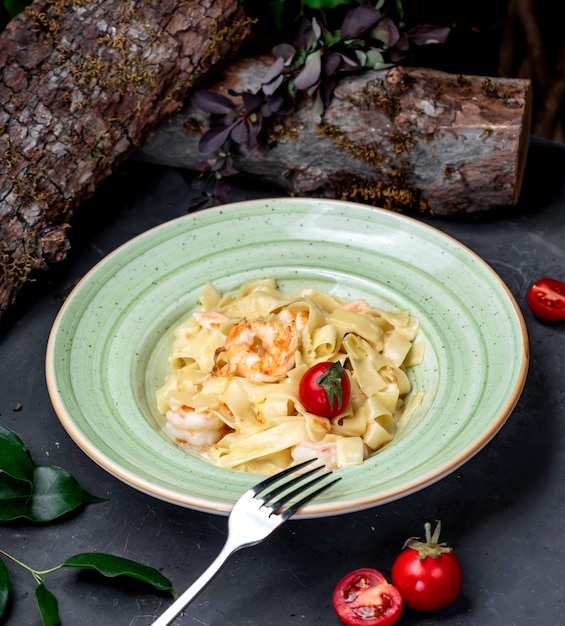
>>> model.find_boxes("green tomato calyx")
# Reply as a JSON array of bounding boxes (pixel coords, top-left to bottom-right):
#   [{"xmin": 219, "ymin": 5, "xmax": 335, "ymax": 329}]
[
  {"xmin": 316, "ymin": 361, "xmax": 346, "ymax": 408},
  {"xmin": 403, "ymin": 520, "xmax": 454, "ymax": 559}
]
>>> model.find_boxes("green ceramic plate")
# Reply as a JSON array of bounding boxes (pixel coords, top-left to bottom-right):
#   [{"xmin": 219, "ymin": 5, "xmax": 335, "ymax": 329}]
[{"xmin": 46, "ymin": 198, "xmax": 528, "ymax": 518}]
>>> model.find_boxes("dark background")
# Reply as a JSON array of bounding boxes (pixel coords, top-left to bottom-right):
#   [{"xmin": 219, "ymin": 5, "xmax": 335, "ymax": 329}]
[{"xmin": 1, "ymin": 0, "xmax": 564, "ymax": 141}]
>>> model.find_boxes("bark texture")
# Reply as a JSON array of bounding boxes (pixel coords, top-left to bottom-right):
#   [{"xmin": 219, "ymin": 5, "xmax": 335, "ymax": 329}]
[
  {"xmin": 0, "ymin": 0, "xmax": 251, "ymax": 324},
  {"xmin": 139, "ymin": 55, "xmax": 532, "ymax": 217}
]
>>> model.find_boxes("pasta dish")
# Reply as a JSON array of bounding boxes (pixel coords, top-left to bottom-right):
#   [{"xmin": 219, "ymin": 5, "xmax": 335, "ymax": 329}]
[{"xmin": 156, "ymin": 279, "xmax": 424, "ymax": 474}]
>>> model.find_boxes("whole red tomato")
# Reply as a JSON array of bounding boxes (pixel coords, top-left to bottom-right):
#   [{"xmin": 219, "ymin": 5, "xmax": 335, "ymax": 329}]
[
  {"xmin": 332, "ymin": 567, "xmax": 403, "ymax": 626},
  {"xmin": 298, "ymin": 361, "xmax": 351, "ymax": 418},
  {"xmin": 391, "ymin": 521, "xmax": 462, "ymax": 612},
  {"xmin": 526, "ymin": 277, "xmax": 565, "ymax": 321}
]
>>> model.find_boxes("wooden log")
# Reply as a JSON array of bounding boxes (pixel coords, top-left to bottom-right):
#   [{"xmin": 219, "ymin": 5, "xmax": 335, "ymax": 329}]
[
  {"xmin": 138, "ymin": 55, "xmax": 532, "ymax": 216},
  {"xmin": 0, "ymin": 0, "xmax": 251, "ymax": 325}
]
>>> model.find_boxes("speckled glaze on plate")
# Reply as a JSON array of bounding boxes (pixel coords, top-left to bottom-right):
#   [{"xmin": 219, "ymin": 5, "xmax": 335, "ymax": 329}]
[{"xmin": 45, "ymin": 198, "xmax": 529, "ymax": 518}]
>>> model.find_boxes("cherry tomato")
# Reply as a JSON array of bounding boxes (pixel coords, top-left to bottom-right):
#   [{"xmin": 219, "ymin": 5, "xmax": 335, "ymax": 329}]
[
  {"xmin": 391, "ymin": 521, "xmax": 462, "ymax": 612},
  {"xmin": 298, "ymin": 361, "xmax": 351, "ymax": 418},
  {"xmin": 332, "ymin": 568, "xmax": 403, "ymax": 626},
  {"xmin": 526, "ymin": 277, "xmax": 565, "ymax": 321}
]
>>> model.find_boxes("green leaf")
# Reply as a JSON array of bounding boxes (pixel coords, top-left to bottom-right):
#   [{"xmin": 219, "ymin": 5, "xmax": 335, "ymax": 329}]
[
  {"xmin": 0, "ymin": 425, "xmax": 35, "ymax": 483},
  {"xmin": 35, "ymin": 583, "xmax": 60, "ymax": 626},
  {"xmin": 354, "ymin": 49, "xmax": 367, "ymax": 66},
  {"xmin": 260, "ymin": 0, "xmax": 285, "ymax": 32},
  {"xmin": 61, "ymin": 553, "xmax": 176, "ymax": 596},
  {"xmin": 0, "ymin": 558, "xmax": 9, "ymax": 619},
  {"xmin": 0, "ymin": 473, "xmax": 33, "ymax": 520},
  {"xmin": 303, "ymin": 0, "xmax": 350, "ymax": 9},
  {"xmin": 0, "ymin": 426, "xmax": 105, "ymax": 522},
  {"xmin": 366, "ymin": 48, "xmax": 389, "ymax": 70},
  {"xmin": 0, "ymin": 465, "xmax": 106, "ymax": 522},
  {"xmin": 3, "ymin": 0, "xmax": 28, "ymax": 19},
  {"xmin": 0, "ymin": 470, "xmax": 32, "ymax": 500},
  {"xmin": 394, "ymin": 0, "xmax": 405, "ymax": 24},
  {"xmin": 29, "ymin": 465, "xmax": 106, "ymax": 522}
]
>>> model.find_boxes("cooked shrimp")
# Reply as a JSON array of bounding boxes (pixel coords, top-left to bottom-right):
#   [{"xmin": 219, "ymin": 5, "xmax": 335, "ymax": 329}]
[
  {"xmin": 165, "ymin": 405, "xmax": 226, "ymax": 451},
  {"xmin": 343, "ymin": 299, "xmax": 370, "ymax": 312},
  {"xmin": 224, "ymin": 318, "xmax": 298, "ymax": 382},
  {"xmin": 277, "ymin": 307, "xmax": 309, "ymax": 331},
  {"xmin": 193, "ymin": 311, "xmax": 230, "ymax": 330},
  {"xmin": 291, "ymin": 440, "xmax": 338, "ymax": 470}
]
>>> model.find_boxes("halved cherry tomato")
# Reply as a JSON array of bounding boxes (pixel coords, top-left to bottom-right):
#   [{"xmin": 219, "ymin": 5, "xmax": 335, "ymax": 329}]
[
  {"xmin": 391, "ymin": 521, "xmax": 462, "ymax": 612},
  {"xmin": 298, "ymin": 361, "xmax": 351, "ymax": 418},
  {"xmin": 332, "ymin": 568, "xmax": 403, "ymax": 626},
  {"xmin": 526, "ymin": 277, "xmax": 565, "ymax": 321}
]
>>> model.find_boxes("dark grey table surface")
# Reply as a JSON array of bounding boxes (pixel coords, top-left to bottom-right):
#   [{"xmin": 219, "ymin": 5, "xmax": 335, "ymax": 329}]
[{"xmin": 1, "ymin": 136, "xmax": 564, "ymax": 626}]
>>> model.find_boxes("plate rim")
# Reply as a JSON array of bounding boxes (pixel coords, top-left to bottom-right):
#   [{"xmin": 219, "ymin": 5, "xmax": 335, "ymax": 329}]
[{"xmin": 45, "ymin": 197, "xmax": 529, "ymax": 518}]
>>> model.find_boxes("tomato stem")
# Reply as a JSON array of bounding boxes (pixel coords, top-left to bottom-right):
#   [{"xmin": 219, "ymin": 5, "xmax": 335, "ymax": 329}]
[
  {"xmin": 316, "ymin": 361, "xmax": 345, "ymax": 407},
  {"xmin": 403, "ymin": 520, "xmax": 453, "ymax": 559}
]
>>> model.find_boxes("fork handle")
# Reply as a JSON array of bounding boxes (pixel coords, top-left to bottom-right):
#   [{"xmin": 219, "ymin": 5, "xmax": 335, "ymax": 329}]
[{"xmin": 151, "ymin": 540, "xmax": 238, "ymax": 626}]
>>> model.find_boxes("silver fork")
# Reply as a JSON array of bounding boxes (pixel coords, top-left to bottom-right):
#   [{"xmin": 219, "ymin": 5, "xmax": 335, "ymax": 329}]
[{"xmin": 151, "ymin": 459, "xmax": 340, "ymax": 625}]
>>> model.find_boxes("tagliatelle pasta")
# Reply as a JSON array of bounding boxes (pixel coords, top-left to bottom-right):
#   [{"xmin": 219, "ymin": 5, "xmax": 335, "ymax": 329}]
[{"xmin": 156, "ymin": 279, "xmax": 425, "ymax": 474}]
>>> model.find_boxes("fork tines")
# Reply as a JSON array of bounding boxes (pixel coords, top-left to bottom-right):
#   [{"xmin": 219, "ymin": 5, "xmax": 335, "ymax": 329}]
[{"xmin": 252, "ymin": 459, "xmax": 341, "ymax": 519}]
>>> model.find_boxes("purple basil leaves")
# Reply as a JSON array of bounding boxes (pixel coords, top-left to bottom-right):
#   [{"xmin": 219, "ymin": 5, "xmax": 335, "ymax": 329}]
[
  {"xmin": 407, "ymin": 24, "xmax": 451, "ymax": 47},
  {"xmin": 192, "ymin": 90, "xmax": 263, "ymax": 154},
  {"xmin": 294, "ymin": 49, "xmax": 323, "ymax": 90},
  {"xmin": 186, "ymin": 1, "xmax": 451, "ymax": 208},
  {"xmin": 340, "ymin": 6, "xmax": 382, "ymax": 39}
]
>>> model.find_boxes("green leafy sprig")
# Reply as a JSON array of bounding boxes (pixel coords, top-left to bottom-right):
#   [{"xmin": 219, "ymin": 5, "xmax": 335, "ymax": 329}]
[
  {"xmin": 0, "ymin": 426, "xmax": 176, "ymax": 624},
  {"xmin": 0, "ymin": 424, "xmax": 105, "ymax": 522},
  {"xmin": 0, "ymin": 549, "xmax": 176, "ymax": 625}
]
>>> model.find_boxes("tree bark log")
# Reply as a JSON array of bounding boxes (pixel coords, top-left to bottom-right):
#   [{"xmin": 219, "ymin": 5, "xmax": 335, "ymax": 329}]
[
  {"xmin": 0, "ymin": 0, "xmax": 251, "ymax": 325},
  {"xmin": 138, "ymin": 55, "xmax": 532, "ymax": 217}
]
